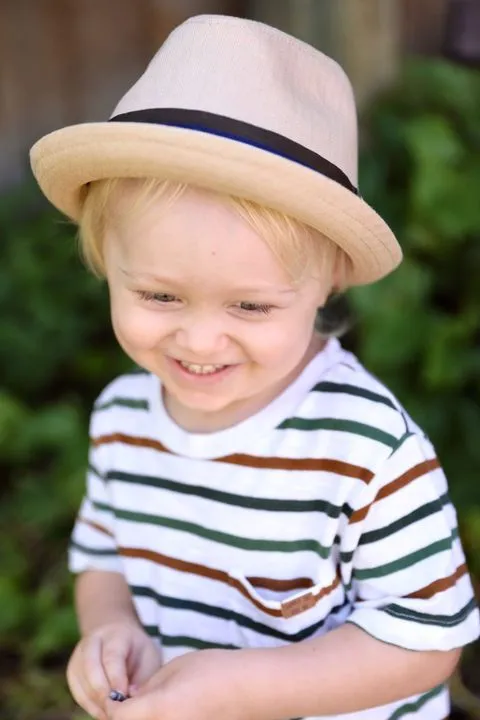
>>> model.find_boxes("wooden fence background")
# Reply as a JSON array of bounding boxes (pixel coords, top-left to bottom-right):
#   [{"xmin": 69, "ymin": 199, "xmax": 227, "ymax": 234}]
[{"xmin": 0, "ymin": 0, "xmax": 449, "ymax": 192}]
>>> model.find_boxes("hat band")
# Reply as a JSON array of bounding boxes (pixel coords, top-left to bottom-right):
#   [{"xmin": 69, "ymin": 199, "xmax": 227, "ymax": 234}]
[{"xmin": 109, "ymin": 108, "xmax": 358, "ymax": 196}]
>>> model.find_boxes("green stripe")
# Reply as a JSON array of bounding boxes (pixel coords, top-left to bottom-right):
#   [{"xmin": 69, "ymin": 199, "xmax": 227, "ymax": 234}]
[
  {"xmin": 388, "ymin": 430, "xmax": 415, "ymax": 457},
  {"xmin": 388, "ymin": 685, "xmax": 445, "ymax": 720},
  {"xmin": 313, "ymin": 381, "xmax": 397, "ymax": 410},
  {"xmin": 90, "ymin": 499, "xmax": 115, "ymax": 515},
  {"xmin": 384, "ymin": 597, "xmax": 477, "ymax": 628},
  {"xmin": 94, "ymin": 397, "xmax": 149, "ymax": 412},
  {"xmin": 88, "ymin": 463, "xmax": 103, "ymax": 479},
  {"xmin": 106, "ymin": 470, "xmax": 349, "ymax": 518},
  {"xmin": 95, "ymin": 502, "xmax": 333, "ymax": 558},
  {"xmin": 354, "ymin": 529, "xmax": 458, "ymax": 580},
  {"xmin": 131, "ymin": 586, "xmax": 345, "ymax": 642},
  {"xmin": 142, "ymin": 625, "xmax": 237, "ymax": 650},
  {"xmin": 144, "ymin": 625, "xmax": 159, "ymax": 638},
  {"xmin": 91, "ymin": 499, "xmax": 114, "ymax": 514},
  {"xmin": 161, "ymin": 634, "xmax": 238, "ymax": 650},
  {"xmin": 93, "ymin": 495, "xmax": 354, "ymax": 526},
  {"xmin": 358, "ymin": 493, "xmax": 450, "ymax": 546},
  {"xmin": 278, "ymin": 417, "xmax": 398, "ymax": 449},
  {"xmin": 69, "ymin": 540, "xmax": 117, "ymax": 556},
  {"xmin": 341, "ymin": 495, "xmax": 450, "ymax": 563}
]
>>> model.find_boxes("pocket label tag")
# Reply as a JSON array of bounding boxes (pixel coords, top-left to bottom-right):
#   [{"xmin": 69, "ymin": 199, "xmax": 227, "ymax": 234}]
[{"xmin": 281, "ymin": 591, "xmax": 316, "ymax": 618}]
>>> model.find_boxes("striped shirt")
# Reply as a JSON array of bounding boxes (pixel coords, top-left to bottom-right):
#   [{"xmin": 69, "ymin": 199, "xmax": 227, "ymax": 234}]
[{"xmin": 69, "ymin": 338, "xmax": 479, "ymax": 720}]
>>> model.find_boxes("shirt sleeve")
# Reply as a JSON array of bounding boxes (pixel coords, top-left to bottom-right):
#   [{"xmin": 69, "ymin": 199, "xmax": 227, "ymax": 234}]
[
  {"xmin": 68, "ymin": 438, "xmax": 123, "ymax": 575},
  {"xmin": 344, "ymin": 432, "xmax": 480, "ymax": 651}
]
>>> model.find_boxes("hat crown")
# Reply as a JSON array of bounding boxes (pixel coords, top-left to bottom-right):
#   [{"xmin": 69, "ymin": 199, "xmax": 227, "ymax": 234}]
[{"xmin": 112, "ymin": 14, "xmax": 358, "ymax": 185}]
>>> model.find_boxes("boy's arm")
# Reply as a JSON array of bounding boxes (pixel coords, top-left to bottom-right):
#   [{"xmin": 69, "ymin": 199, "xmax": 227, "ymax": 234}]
[
  {"xmin": 75, "ymin": 570, "xmax": 141, "ymax": 636},
  {"xmin": 108, "ymin": 625, "xmax": 460, "ymax": 720},
  {"xmin": 239, "ymin": 622, "xmax": 461, "ymax": 719}
]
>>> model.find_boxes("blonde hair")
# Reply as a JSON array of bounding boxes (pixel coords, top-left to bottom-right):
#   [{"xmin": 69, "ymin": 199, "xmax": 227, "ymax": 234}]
[{"xmin": 78, "ymin": 178, "xmax": 350, "ymax": 290}]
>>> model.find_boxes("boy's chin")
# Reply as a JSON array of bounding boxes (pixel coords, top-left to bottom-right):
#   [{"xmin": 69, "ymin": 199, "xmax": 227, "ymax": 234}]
[{"xmin": 174, "ymin": 391, "xmax": 236, "ymax": 414}]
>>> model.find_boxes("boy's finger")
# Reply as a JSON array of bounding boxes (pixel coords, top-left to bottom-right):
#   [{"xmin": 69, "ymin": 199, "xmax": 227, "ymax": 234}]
[
  {"xmin": 68, "ymin": 674, "xmax": 107, "ymax": 720},
  {"xmin": 101, "ymin": 635, "xmax": 131, "ymax": 696},
  {"xmin": 82, "ymin": 635, "xmax": 111, "ymax": 700}
]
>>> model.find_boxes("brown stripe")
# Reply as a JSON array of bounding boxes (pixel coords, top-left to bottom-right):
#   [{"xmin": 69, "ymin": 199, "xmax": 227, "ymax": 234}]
[
  {"xmin": 93, "ymin": 433, "xmax": 168, "ymax": 452},
  {"xmin": 121, "ymin": 546, "xmax": 228, "ymax": 582},
  {"xmin": 349, "ymin": 504, "xmax": 372, "ymax": 524},
  {"xmin": 407, "ymin": 563, "xmax": 468, "ymax": 600},
  {"xmin": 119, "ymin": 547, "xmax": 339, "ymax": 618},
  {"xmin": 376, "ymin": 459, "xmax": 440, "ymax": 501},
  {"xmin": 349, "ymin": 458, "xmax": 440, "ymax": 524},
  {"xmin": 222, "ymin": 454, "xmax": 372, "ymax": 480},
  {"xmin": 92, "ymin": 432, "xmax": 373, "ymax": 480},
  {"xmin": 120, "ymin": 547, "xmax": 282, "ymax": 617},
  {"xmin": 78, "ymin": 517, "xmax": 114, "ymax": 538},
  {"xmin": 247, "ymin": 576, "xmax": 314, "ymax": 592}
]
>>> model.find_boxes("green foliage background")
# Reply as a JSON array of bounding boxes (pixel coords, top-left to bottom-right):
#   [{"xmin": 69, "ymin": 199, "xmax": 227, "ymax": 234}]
[{"xmin": 0, "ymin": 59, "xmax": 479, "ymax": 719}]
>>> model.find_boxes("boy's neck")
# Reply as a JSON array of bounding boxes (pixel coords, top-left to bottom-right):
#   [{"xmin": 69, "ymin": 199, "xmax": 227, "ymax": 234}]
[{"xmin": 162, "ymin": 333, "xmax": 326, "ymax": 434}]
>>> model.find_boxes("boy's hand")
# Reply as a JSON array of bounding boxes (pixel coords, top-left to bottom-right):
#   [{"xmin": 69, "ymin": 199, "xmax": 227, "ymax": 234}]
[
  {"xmin": 67, "ymin": 620, "xmax": 163, "ymax": 720},
  {"xmin": 106, "ymin": 648, "xmax": 255, "ymax": 720}
]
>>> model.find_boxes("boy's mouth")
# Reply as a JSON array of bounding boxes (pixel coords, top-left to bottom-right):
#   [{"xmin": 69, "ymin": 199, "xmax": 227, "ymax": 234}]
[{"xmin": 178, "ymin": 360, "xmax": 228, "ymax": 375}]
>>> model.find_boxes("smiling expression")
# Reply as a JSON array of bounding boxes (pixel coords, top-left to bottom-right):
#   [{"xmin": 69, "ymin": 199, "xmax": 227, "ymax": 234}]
[{"xmin": 103, "ymin": 186, "xmax": 332, "ymax": 431}]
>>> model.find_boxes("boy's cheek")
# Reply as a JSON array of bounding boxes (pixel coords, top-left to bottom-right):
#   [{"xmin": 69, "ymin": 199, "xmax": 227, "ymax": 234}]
[
  {"xmin": 250, "ymin": 326, "xmax": 315, "ymax": 373},
  {"xmin": 111, "ymin": 303, "xmax": 168, "ymax": 352},
  {"xmin": 261, "ymin": 315, "xmax": 316, "ymax": 352}
]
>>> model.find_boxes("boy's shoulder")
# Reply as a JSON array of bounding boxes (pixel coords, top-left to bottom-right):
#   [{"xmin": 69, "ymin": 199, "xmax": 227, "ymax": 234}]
[{"xmin": 293, "ymin": 341, "xmax": 424, "ymax": 454}]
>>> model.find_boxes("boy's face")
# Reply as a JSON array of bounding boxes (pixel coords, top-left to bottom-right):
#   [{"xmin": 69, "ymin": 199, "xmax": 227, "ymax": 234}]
[{"xmin": 104, "ymin": 187, "xmax": 330, "ymax": 430}]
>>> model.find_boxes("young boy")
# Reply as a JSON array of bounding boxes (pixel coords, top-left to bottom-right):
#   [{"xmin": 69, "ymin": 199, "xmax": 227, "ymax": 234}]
[{"xmin": 30, "ymin": 14, "xmax": 478, "ymax": 720}]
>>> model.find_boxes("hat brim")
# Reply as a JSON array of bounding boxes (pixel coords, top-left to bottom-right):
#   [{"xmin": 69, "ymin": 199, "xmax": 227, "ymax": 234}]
[{"xmin": 30, "ymin": 122, "xmax": 402, "ymax": 286}]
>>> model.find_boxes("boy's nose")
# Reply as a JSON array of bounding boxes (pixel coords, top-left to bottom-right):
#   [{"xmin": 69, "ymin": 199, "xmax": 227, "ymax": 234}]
[{"xmin": 174, "ymin": 313, "xmax": 230, "ymax": 358}]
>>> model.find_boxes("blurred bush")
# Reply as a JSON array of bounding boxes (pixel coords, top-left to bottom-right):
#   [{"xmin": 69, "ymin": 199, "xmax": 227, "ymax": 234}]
[
  {"xmin": 0, "ymin": 190, "xmax": 131, "ymax": 718},
  {"xmin": 353, "ymin": 58, "xmax": 480, "ymax": 584},
  {"xmin": 0, "ymin": 57, "xmax": 479, "ymax": 718}
]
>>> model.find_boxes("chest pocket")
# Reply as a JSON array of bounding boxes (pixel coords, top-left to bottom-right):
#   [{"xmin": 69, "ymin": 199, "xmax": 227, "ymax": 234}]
[{"xmin": 228, "ymin": 569, "xmax": 342, "ymax": 624}]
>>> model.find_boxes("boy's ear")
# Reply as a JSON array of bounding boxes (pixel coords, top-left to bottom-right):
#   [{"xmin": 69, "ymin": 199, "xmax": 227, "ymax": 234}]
[
  {"xmin": 332, "ymin": 246, "xmax": 350, "ymax": 294},
  {"xmin": 315, "ymin": 283, "xmax": 332, "ymax": 308}
]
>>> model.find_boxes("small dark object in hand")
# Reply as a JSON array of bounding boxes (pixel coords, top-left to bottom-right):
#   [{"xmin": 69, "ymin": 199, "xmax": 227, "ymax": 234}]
[{"xmin": 109, "ymin": 690, "xmax": 128, "ymax": 702}]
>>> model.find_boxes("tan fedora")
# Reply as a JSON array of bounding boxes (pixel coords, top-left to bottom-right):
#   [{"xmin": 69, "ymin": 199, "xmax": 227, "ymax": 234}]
[{"xmin": 30, "ymin": 14, "xmax": 402, "ymax": 286}]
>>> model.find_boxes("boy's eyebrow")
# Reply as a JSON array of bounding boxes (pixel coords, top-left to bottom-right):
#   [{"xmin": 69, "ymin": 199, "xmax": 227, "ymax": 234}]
[{"xmin": 119, "ymin": 268, "xmax": 297, "ymax": 294}]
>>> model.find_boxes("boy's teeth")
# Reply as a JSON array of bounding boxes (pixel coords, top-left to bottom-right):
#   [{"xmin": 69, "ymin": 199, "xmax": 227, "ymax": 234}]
[{"xmin": 179, "ymin": 361, "xmax": 226, "ymax": 375}]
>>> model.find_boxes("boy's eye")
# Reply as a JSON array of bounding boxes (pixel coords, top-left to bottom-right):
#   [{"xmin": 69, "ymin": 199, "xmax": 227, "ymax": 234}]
[
  {"xmin": 238, "ymin": 302, "xmax": 273, "ymax": 315},
  {"xmin": 134, "ymin": 292, "xmax": 273, "ymax": 315},
  {"xmin": 136, "ymin": 291, "xmax": 178, "ymax": 304}
]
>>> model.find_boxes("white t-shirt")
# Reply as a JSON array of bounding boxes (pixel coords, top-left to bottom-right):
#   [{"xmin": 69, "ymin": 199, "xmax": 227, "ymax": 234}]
[{"xmin": 69, "ymin": 338, "xmax": 479, "ymax": 719}]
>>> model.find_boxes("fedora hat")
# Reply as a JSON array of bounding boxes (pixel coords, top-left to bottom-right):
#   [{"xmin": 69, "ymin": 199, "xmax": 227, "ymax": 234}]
[{"xmin": 30, "ymin": 14, "xmax": 402, "ymax": 286}]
